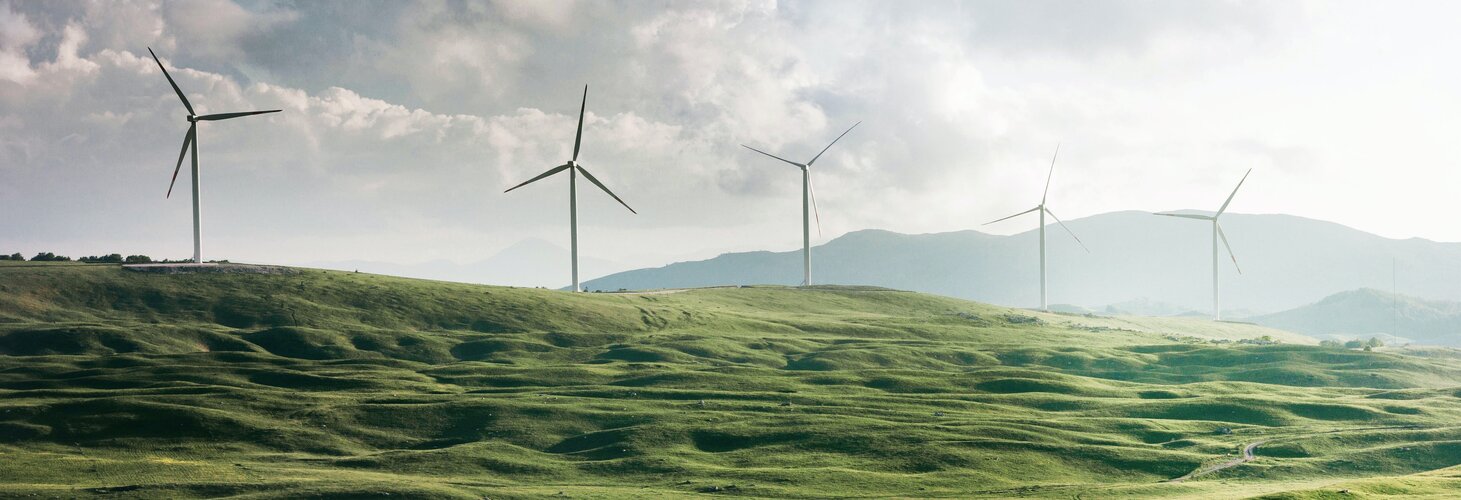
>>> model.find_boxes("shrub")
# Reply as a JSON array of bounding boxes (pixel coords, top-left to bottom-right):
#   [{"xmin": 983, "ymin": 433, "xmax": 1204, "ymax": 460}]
[
  {"xmin": 29, "ymin": 252, "xmax": 71, "ymax": 262},
  {"xmin": 1344, "ymin": 340, "xmax": 1364, "ymax": 349},
  {"xmin": 124, "ymin": 255, "xmax": 153, "ymax": 264}
]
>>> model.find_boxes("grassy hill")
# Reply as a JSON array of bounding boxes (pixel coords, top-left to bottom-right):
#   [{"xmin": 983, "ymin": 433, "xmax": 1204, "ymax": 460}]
[{"xmin": 2, "ymin": 262, "xmax": 1460, "ymax": 498}]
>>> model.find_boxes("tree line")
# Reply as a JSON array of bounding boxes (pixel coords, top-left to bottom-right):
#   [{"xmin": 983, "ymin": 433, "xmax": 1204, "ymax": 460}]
[
  {"xmin": 1319, "ymin": 337, "xmax": 1387, "ymax": 350},
  {"xmin": 0, "ymin": 252, "xmax": 156, "ymax": 263}
]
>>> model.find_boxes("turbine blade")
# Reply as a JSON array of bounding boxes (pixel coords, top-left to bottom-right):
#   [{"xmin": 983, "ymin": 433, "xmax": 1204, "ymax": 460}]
[
  {"xmin": 575, "ymin": 165, "xmax": 636, "ymax": 214},
  {"xmin": 167, "ymin": 125, "xmax": 195, "ymax": 199},
  {"xmin": 808, "ymin": 172, "xmax": 822, "ymax": 236},
  {"xmin": 503, "ymin": 164, "xmax": 570, "ymax": 193},
  {"xmin": 1041, "ymin": 143, "xmax": 1060, "ymax": 204},
  {"xmin": 1154, "ymin": 212, "xmax": 1214, "ymax": 221},
  {"xmin": 1217, "ymin": 168, "xmax": 1252, "ymax": 216},
  {"xmin": 148, "ymin": 47, "xmax": 194, "ymax": 116},
  {"xmin": 195, "ymin": 110, "xmax": 282, "ymax": 121},
  {"xmin": 1217, "ymin": 222, "xmax": 1242, "ymax": 274},
  {"xmin": 741, "ymin": 144, "xmax": 803, "ymax": 168},
  {"xmin": 807, "ymin": 121, "xmax": 861, "ymax": 166},
  {"xmin": 983, "ymin": 206, "xmax": 1041, "ymax": 226},
  {"xmin": 573, "ymin": 85, "xmax": 587, "ymax": 162},
  {"xmin": 1044, "ymin": 207, "xmax": 1089, "ymax": 252}
]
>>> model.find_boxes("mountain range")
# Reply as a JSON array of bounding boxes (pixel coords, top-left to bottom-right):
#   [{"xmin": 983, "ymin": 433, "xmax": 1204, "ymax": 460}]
[
  {"xmin": 1247, "ymin": 288, "xmax": 1461, "ymax": 346},
  {"xmin": 582, "ymin": 211, "xmax": 1461, "ymax": 315},
  {"xmin": 308, "ymin": 238, "xmax": 620, "ymax": 288}
]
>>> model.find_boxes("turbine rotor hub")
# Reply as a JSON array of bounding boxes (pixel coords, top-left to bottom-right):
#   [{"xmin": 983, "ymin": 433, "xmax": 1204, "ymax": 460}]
[{"xmin": 186, "ymin": 115, "xmax": 197, "ymax": 123}]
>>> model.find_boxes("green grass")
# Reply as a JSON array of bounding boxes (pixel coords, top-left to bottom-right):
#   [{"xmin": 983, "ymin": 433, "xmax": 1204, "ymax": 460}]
[{"xmin": 1, "ymin": 261, "xmax": 1460, "ymax": 498}]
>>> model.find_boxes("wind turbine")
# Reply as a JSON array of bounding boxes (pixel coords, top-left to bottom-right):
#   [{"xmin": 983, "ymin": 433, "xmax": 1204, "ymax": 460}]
[
  {"xmin": 983, "ymin": 144, "xmax": 1088, "ymax": 312},
  {"xmin": 503, "ymin": 85, "xmax": 636, "ymax": 292},
  {"xmin": 741, "ymin": 122, "xmax": 860, "ymax": 286},
  {"xmin": 149, "ymin": 48, "xmax": 280, "ymax": 264},
  {"xmin": 1155, "ymin": 168, "xmax": 1252, "ymax": 321}
]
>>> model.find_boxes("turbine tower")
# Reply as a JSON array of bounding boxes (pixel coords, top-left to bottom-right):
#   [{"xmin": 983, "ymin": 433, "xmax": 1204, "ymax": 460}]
[
  {"xmin": 741, "ymin": 122, "xmax": 860, "ymax": 286},
  {"xmin": 1155, "ymin": 168, "xmax": 1252, "ymax": 321},
  {"xmin": 504, "ymin": 85, "xmax": 636, "ymax": 292},
  {"xmin": 149, "ymin": 48, "xmax": 281, "ymax": 264},
  {"xmin": 983, "ymin": 144, "xmax": 1088, "ymax": 311}
]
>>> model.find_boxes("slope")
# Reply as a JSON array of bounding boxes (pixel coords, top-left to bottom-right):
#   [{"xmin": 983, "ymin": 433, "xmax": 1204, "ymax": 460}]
[{"xmin": 1, "ymin": 262, "xmax": 1460, "ymax": 498}]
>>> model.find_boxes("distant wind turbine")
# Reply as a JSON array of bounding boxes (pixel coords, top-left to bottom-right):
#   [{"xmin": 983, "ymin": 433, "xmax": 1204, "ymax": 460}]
[
  {"xmin": 1155, "ymin": 168, "xmax": 1252, "ymax": 321},
  {"xmin": 504, "ymin": 85, "xmax": 636, "ymax": 292},
  {"xmin": 741, "ymin": 122, "xmax": 861, "ymax": 286},
  {"xmin": 149, "ymin": 48, "xmax": 281, "ymax": 264},
  {"xmin": 983, "ymin": 144, "xmax": 1089, "ymax": 312}
]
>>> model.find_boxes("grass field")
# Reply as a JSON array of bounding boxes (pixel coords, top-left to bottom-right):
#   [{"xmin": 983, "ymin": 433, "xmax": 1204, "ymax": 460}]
[{"xmin": 1, "ymin": 261, "xmax": 1460, "ymax": 498}]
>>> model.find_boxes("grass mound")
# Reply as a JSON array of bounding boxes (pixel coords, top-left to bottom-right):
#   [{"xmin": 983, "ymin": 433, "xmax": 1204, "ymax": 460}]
[{"xmin": 1, "ymin": 262, "xmax": 1460, "ymax": 498}]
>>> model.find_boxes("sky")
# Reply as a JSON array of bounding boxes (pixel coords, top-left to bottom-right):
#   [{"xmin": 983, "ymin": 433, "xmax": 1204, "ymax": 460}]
[{"xmin": 3, "ymin": 0, "xmax": 1461, "ymax": 287}]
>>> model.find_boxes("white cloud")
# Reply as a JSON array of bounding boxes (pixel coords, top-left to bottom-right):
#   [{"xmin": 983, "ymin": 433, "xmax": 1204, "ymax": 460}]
[
  {"xmin": 0, "ymin": 1, "xmax": 39, "ymax": 83},
  {"xmin": 4, "ymin": 0, "xmax": 1461, "ymax": 288}
]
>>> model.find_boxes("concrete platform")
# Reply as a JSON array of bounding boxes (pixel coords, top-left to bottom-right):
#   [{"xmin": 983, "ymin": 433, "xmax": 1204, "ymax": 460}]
[
  {"xmin": 122, "ymin": 263, "xmax": 298, "ymax": 275},
  {"xmin": 122, "ymin": 263, "xmax": 219, "ymax": 269}
]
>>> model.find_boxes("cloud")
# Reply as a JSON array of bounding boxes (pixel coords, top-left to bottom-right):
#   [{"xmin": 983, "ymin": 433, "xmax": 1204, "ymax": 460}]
[
  {"xmin": 12, "ymin": 0, "xmax": 1458, "ymax": 288},
  {"xmin": 0, "ymin": 1, "xmax": 40, "ymax": 83},
  {"xmin": 163, "ymin": 0, "xmax": 298, "ymax": 62},
  {"xmin": 962, "ymin": 0, "xmax": 1292, "ymax": 58}
]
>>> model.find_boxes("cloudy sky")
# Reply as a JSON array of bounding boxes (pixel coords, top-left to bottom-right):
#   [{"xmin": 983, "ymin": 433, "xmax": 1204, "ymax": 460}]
[{"xmin": 3, "ymin": 0, "xmax": 1460, "ymax": 286}]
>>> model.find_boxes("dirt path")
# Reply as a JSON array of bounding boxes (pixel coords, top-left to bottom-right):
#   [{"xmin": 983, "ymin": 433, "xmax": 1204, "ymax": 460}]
[
  {"xmin": 1165, "ymin": 425, "xmax": 1426, "ymax": 484},
  {"xmin": 1168, "ymin": 440, "xmax": 1267, "ymax": 483}
]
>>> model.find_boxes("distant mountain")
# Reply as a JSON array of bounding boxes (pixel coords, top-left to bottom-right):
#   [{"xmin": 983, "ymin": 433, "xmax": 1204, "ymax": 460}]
[
  {"xmin": 309, "ymin": 238, "xmax": 619, "ymax": 288},
  {"xmin": 1047, "ymin": 303, "xmax": 1095, "ymax": 315},
  {"xmin": 582, "ymin": 211, "xmax": 1461, "ymax": 314},
  {"xmin": 1246, "ymin": 288, "xmax": 1461, "ymax": 346},
  {"xmin": 1100, "ymin": 297, "xmax": 1192, "ymax": 317}
]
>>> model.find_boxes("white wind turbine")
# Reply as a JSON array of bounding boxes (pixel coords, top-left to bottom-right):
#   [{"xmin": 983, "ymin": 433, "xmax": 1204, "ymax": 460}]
[
  {"xmin": 983, "ymin": 144, "xmax": 1088, "ymax": 311},
  {"xmin": 1155, "ymin": 168, "xmax": 1251, "ymax": 321},
  {"xmin": 149, "ymin": 48, "xmax": 281, "ymax": 264},
  {"xmin": 504, "ymin": 85, "xmax": 636, "ymax": 292},
  {"xmin": 741, "ymin": 122, "xmax": 860, "ymax": 286}
]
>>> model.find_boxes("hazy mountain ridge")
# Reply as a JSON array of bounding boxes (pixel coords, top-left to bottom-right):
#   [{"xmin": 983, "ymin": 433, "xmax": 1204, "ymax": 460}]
[
  {"xmin": 583, "ymin": 211, "xmax": 1461, "ymax": 314},
  {"xmin": 1247, "ymin": 288, "xmax": 1461, "ymax": 346},
  {"xmin": 308, "ymin": 238, "xmax": 620, "ymax": 288}
]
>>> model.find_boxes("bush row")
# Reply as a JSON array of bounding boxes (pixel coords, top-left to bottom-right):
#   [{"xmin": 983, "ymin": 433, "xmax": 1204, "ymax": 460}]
[{"xmin": 0, "ymin": 252, "xmax": 155, "ymax": 263}]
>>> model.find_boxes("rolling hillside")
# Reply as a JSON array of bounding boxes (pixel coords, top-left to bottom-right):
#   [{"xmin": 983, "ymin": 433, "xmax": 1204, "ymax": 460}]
[
  {"xmin": 581, "ymin": 211, "xmax": 1461, "ymax": 315},
  {"xmin": 1248, "ymin": 288, "xmax": 1461, "ymax": 346},
  {"xmin": 2, "ymin": 262, "xmax": 1460, "ymax": 498}
]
